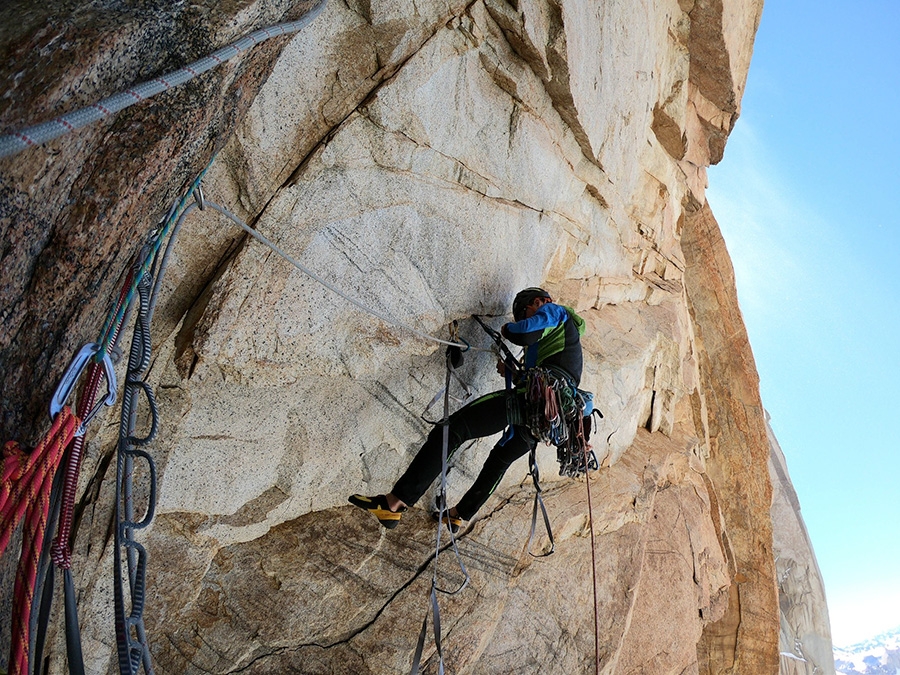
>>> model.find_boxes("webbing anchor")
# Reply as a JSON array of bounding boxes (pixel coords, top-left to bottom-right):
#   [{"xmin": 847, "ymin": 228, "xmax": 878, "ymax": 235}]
[{"xmin": 50, "ymin": 343, "xmax": 117, "ymax": 436}]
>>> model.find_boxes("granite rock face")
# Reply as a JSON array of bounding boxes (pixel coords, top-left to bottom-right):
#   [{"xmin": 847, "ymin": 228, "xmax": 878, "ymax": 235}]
[
  {"xmin": 770, "ymin": 418, "xmax": 836, "ymax": 675},
  {"xmin": 0, "ymin": 0, "xmax": 833, "ymax": 673}
]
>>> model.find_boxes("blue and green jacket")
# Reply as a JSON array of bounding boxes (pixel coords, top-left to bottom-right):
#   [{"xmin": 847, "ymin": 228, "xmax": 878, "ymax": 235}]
[{"xmin": 503, "ymin": 303, "xmax": 585, "ymax": 385}]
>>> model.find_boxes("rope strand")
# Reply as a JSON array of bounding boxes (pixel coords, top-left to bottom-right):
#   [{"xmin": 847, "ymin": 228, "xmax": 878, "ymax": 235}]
[
  {"xmin": 204, "ymin": 200, "xmax": 474, "ymax": 351},
  {"xmin": 584, "ymin": 452, "xmax": 601, "ymax": 675},
  {"xmin": 0, "ymin": 0, "xmax": 328, "ymax": 159}
]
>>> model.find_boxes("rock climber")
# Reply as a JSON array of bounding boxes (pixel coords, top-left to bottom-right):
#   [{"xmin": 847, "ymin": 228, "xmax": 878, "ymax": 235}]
[{"xmin": 349, "ymin": 287, "xmax": 586, "ymax": 533}]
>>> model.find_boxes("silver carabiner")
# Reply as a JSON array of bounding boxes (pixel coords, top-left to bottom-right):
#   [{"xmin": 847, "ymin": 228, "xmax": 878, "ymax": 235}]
[
  {"xmin": 192, "ymin": 183, "xmax": 206, "ymax": 210},
  {"xmin": 50, "ymin": 343, "xmax": 118, "ymax": 436}
]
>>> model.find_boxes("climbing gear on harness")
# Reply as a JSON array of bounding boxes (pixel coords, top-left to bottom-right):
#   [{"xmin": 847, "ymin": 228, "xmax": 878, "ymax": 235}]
[
  {"xmin": 524, "ymin": 367, "xmax": 599, "ymax": 479},
  {"xmin": 512, "ymin": 287, "xmax": 552, "ymax": 321},
  {"xmin": 348, "ymin": 494, "xmax": 406, "ymax": 529},
  {"xmin": 0, "ymin": 0, "xmax": 329, "ymax": 159}
]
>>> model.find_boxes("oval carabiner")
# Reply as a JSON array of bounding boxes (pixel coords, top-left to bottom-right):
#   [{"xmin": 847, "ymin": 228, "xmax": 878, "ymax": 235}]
[{"xmin": 50, "ymin": 343, "xmax": 118, "ymax": 435}]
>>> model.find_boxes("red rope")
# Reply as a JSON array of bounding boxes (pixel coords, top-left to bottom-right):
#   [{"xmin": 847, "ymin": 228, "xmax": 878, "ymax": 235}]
[
  {"xmin": 52, "ymin": 267, "xmax": 131, "ymax": 569},
  {"xmin": 576, "ymin": 416, "xmax": 601, "ymax": 675},
  {"xmin": 51, "ymin": 361, "xmax": 104, "ymax": 568},
  {"xmin": 0, "ymin": 406, "xmax": 80, "ymax": 675}
]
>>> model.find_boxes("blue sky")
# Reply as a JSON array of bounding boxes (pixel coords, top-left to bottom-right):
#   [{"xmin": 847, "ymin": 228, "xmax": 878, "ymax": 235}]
[{"xmin": 706, "ymin": 0, "xmax": 900, "ymax": 647}]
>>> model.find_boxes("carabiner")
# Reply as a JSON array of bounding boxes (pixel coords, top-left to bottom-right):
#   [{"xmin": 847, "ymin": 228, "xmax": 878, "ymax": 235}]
[
  {"xmin": 192, "ymin": 183, "xmax": 206, "ymax": 210},
  {"xmin": 50, "ymin": 343, "xmax": 118, "ymax": 436}
]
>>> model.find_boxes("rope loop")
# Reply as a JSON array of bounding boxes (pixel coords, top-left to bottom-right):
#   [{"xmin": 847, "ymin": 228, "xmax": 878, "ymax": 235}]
[
  {"xmin": 125, "ymin": 380, "xmax": 160, "ymax": 447},
  {"xmin": 1, "ymin": 440, "xmax": 29, "ymax": 484}
]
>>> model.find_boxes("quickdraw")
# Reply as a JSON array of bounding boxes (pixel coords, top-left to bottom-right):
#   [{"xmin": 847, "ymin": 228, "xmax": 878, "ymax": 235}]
[{"xmin": 471, "ymin": 314, "xmax": 521, "ymax": 383}]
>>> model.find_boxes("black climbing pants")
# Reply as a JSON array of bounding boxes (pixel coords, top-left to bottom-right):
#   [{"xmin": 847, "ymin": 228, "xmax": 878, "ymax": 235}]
[{"xmin": 391, "ymin": 388, "xmax": 537, "ymax": 521}]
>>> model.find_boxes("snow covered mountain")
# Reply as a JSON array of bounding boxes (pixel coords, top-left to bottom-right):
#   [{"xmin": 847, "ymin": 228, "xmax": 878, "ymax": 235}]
[{"xmin": 835, "ymin": 627, "xmax": 900, "ymax": 675}]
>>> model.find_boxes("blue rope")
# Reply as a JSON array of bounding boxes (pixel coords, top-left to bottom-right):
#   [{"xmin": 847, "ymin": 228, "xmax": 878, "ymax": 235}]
[{"xmin": 95, "ymin": 159, "xmax": 214, "ymax": 359}]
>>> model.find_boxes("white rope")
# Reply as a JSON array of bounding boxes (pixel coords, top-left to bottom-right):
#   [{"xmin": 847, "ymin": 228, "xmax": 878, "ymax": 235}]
[
  {"xmin": 204, "ymin": 200, "xmax": 475, "ymax": 350},
  {"xmin": 0, "ymin": 0, "xmax": 327, "ymax": 159}
]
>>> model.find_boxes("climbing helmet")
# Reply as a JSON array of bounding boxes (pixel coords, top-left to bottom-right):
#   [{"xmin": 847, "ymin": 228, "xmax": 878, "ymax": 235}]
[{"xmin": 512, "ymin": 287, "xmax": 552, "ymax": 321}]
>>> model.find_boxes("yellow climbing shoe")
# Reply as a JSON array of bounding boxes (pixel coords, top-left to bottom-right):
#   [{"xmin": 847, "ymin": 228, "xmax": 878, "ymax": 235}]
[
  {"xmin": 431, "ymin": 511, "xmax": 463, "ymax": 534},
  {"xmin": 348, "ymin": 494, "xmax": 405, "ymax": 529}
]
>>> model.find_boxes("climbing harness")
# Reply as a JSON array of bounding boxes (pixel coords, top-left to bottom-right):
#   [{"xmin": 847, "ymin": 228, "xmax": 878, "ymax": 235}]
[
  {"xmin": 471, "ymin": 315, "xmax": 602, "ymax": 558},
  {"xmin": 470, "ymin": 317, "xmax": 600, "ymax": 477},
  {"xmin": 0, "ymin": 0, "xmax": 329, "ymax": 159},
  {"xmin": 410, "ymin": 323, "xmax": 471, "ymax": 675}
]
